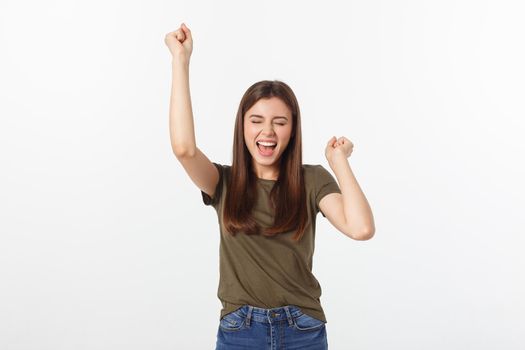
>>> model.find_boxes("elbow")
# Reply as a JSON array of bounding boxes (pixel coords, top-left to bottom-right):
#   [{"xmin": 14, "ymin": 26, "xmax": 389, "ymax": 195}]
[
  {"xmin": 172, "ymin": 144, "xmax": 196, "ymax": 158},
  {"xmin": 350, "ymin": 226, "xmax": 375, "ymax": 241},
  {"xmin": 343, "ymin": 219, "xmax": 375, "ymax": 240}
]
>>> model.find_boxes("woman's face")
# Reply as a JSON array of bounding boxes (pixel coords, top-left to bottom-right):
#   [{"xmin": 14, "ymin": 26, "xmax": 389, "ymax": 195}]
[{"xmin": 243, "ymin": 97, "xmax": 293, "ymax": 177}]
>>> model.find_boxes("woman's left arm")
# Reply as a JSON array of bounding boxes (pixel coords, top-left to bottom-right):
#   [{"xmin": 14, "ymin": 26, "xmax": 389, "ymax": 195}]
[{"xmin": 320, "ymin": 136, "xmax": 375, "ymax": 240}]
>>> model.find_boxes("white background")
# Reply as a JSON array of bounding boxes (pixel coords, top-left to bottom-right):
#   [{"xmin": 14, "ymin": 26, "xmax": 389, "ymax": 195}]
[{"xmin": 1, "ymin": 0, "xmax": 524, "ymax": 349}]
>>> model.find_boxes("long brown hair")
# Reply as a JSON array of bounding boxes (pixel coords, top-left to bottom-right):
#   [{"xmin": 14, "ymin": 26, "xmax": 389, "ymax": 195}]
[{"xmin": 223, "ymin": 80, "xmax": 308, "ymax": 242}]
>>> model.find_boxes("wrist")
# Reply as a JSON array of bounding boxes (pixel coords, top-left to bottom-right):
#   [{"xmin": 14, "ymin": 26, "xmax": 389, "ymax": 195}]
[
  {"xmin": 172, "ymin": 57, "xmax": 190, "ymax": 70},
  {"xmin": 328, "ymin": 153, "xmax": 347, "ymax": 167}
]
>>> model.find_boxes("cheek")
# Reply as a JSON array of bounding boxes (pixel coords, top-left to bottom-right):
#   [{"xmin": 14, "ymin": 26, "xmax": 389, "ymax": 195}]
[
  {"xmin": 246, "ymin": 124, "xmax": 259, "ymax": 135},
  {"xmin": 244, "ymin": 126, "xmax": 257, "ymax": 143},
  {"xmin": 278, "ymin": 126, "xmax": 292, "ymax": 140}
]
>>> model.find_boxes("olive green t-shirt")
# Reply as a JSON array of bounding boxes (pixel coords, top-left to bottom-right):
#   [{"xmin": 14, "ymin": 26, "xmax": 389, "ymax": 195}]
[{"xmin": 201, "ymin": 163, "xmax": 341, "ymax": 323}]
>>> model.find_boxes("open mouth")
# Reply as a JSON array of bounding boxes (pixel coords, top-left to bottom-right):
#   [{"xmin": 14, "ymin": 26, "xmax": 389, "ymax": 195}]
[{"xmin": 256, "ymin": 141, "xmax": 277, "ymax": 156}]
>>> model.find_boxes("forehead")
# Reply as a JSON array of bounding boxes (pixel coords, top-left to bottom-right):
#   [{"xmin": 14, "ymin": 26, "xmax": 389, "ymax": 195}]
[{"xmin": 245, "ymin": 97, "xmax": 291, "ymax": 118}]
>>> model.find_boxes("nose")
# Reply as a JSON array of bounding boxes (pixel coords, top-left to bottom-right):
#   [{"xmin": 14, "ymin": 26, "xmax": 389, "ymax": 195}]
[{"xmin": 261, "ymin": 123, "xmax": 276, "ymax": 135}]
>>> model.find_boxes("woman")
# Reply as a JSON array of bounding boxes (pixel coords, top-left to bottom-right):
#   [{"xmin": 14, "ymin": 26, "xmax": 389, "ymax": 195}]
[{"xmin": 165, "ymin": 23, "xmax": 375, "ymax": 350}]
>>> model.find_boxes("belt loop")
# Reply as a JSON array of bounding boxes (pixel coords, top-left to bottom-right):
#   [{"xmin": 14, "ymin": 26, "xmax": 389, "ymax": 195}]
[
  {"xmin": 284, "ymin": 305, "xmax": 293, "ymax": 326},
  {"xmin": 246, "ymin": 305, "xmax": 253, "ymax": 326}
]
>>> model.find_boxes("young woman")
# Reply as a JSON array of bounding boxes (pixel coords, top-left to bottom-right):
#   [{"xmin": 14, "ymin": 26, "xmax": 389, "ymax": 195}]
[{"xmin": 165, "ymin": 23, "xmax": 375, "ymax": 350}]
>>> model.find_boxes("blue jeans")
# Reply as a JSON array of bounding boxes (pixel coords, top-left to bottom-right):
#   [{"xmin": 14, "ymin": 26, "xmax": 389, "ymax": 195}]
[{"xmin": 215, "ymin": 304, "xmax": 328, "ymax": 350}]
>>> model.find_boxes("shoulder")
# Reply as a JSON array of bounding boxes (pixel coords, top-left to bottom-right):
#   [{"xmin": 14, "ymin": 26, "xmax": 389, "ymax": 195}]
[
  {"xmin": 301, "ymin": 164, "xmax": 323, "ymax": 186},
  {"xmin": 213, "ymin": 162, "xmax": 232, "ymax": 182},
  {"xmin": 302, "ymin": 164, "xmax": 318, "ymax": 175},
  {"xmin": 209, "ymin": 162, "xmax": 232, "ymax": 190},
  {"xmin": 212, "ymin": 162, "xmax": 232, "ymax": 176},
  {"xmin": 302, "ymin": 164, "xmax": 326, "ymax": 177},
  {"xmin": 303, "ymin": 163, "xmax": 340, "ymax": 193}
]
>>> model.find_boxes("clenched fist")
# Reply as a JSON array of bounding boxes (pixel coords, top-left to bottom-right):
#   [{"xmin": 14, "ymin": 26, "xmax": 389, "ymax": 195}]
[
  {"xmin": 325, "ymin": 136, "xmax": 354, "ymax": 163},
  {"xmin": 164, "ymin": 22, "xmax": 193, "ymax": 63}
]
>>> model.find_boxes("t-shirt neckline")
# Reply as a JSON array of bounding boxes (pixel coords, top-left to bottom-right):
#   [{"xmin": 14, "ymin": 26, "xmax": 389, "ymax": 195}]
[{"xmin": 256, "ymin": 177, "xmax": 277, "ymax": 183}]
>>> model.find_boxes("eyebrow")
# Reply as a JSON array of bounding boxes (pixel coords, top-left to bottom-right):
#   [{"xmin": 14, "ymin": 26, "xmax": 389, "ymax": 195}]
[{"xmin": 249, "ymin": 114, "xmax": 289, "ymax": 121}]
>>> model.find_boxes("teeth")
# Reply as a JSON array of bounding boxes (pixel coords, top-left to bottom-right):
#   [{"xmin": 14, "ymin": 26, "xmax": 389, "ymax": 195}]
[{"xmin": 257, "ymin": 141, "xmax": 277, "ymax": 146}]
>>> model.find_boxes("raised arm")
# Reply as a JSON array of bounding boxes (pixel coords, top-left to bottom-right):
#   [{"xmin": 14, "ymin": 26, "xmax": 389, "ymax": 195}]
[
  {"xmin": 165, "ymin": 23, "xmax": 219, "ymax": 198},
  {"xmin": 166, "ymin": 23, "xmax": 196, "ymax": 157}
]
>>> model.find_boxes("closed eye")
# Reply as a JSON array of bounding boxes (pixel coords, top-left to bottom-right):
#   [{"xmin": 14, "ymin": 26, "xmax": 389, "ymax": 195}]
[{"xmin": 251, "ymin": 121, "xmax": 286, "ymax": 126}]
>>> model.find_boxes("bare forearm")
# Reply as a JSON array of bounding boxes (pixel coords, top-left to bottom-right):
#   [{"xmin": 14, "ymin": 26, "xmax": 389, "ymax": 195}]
[
  {"xmin": 328, "ymin": 155, "xmax": 375, "ymax": 236},
  {"xmin": 169, "ymin": 60, "xmax": 196, "ymax": 156}
]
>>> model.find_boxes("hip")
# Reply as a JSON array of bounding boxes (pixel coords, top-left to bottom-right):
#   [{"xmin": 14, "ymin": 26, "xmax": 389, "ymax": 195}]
[{"xmin": 215, "ymin": 304, "xmax": 328, "ymax": 350}]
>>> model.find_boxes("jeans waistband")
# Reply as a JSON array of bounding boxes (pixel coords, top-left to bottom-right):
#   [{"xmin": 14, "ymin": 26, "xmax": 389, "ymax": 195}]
[{"xmin": 235, "ymin": 304, "xmax": 303, "ymax": 326}]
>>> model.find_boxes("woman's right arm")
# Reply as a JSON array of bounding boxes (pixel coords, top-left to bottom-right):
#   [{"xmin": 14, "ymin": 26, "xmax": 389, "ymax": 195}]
[
  {"xmin": 169, "ymin": 61, "xmax": 196, "ymax": 157},
  {"xmin": 166, "ymin": 23, "xmax": 219, "ymax": 198}
]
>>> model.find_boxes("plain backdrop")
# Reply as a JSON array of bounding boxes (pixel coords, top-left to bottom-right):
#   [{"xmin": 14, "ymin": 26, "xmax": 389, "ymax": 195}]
[{"xmin": 1, "ymin": 0, "xmax": 524, "ymax": 349}]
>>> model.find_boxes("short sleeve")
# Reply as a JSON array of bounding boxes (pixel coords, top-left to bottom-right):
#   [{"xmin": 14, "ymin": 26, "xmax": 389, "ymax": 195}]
[
  {"xmin": 201, "ymin": 162, "xmax": 224, "ymax": 209},
  {"xmin": 315, "ymin": 165, "xmax": 341, "ymax": 218}
]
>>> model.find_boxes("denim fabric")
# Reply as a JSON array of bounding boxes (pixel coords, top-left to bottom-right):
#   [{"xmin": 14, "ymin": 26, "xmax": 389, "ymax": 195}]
[{"xmin": 215, "ymin": 304, "xmax": 328, "ymax": 350}]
